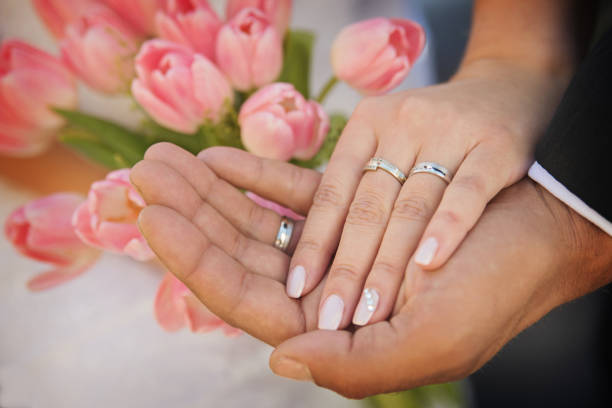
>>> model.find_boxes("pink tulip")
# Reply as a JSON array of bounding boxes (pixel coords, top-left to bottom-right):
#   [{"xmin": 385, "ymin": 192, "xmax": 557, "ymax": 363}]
[
  {"xmin": 226, "ymin": 0, "xmax": 292, "ymax": 35},
  {"xmin": 72, "ymin": 169, "xmax": 155, "ymax": 261},
  {"xmin": 216, "ymin": 8, "xmax": 282, "ymax": 91},
  {"xmin": 4, "ymin": 193, "xmax": 100, "ymax": 291},
  {"xmin": 61, "ymin": 6, "xmax": 144, "ymax": 94},
  {"xmin": 0, "ymin": 40, "xmax": 77, "ymax": 156},
  {"xmin": 132, "ymin": 39, "xmax": 233, "ymax": 133},
  {"xmin": 331, "ymin": 17, "xmax": 426, "ymax": 95},
  {"xmin": 31, "ymin": 0, "xmax": 97, "ymax": 38},
  {"xmin": 102, "ymin": 0, "xmax": 162, "ymax": 36},
  {"xmin": 156, "ymin": 0, "xmax": 222, "ymax": 60},
  {"xmin": 239, "ymin": 83, "xmax": 329, "ymax": 160},
  {"xmin": 155, "ymin": 272, "xmax": 241, "ymax": 336}
]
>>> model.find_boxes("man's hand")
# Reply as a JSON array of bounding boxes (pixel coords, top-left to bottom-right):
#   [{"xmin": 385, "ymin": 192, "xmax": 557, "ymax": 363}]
[{"xmin": 131, "ymin": 144, "xmax": 612, "ymax": 398}]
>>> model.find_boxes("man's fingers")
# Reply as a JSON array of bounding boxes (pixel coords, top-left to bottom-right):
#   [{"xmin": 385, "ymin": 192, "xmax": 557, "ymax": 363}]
[
  {"xmin": 144, "ymin": 143, "xmax": 284, "ymax": 244},
  {"xmin": 415, "ymin": 144, "xmax": 511, "ymax": 270},
  {"xmin": 131, "ymin": 159, "xmax": 291, "ymax": 281},
  {"xmin": 198, "ymin": 146, "xmax": 322, "ymax": 215},
  {"xmin": 138, "ymin": 205, "xmax": 305, "ymax": 346}
]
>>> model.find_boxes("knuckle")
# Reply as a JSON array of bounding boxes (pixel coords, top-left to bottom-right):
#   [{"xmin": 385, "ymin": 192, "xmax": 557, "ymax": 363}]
[
  {"xmin": 246, "ymin": 201, "xmax": 266, "ymax": 233},
  {"xmin": 346, "ymin": 190, "xmax": 387, "ymax": 227},
  {"xmin": 452, "ymin": 174, "xmax": 488, "ymax": 198},
  {"xmin": 435, "ymin": 209, "xmax": 464, "ymax": 228},
  {"xmin": 312, "ymin": 181, "xmax": 344, "ymax": 210},
  {"xmin": 371, "ymin": 259, "xmax": 403, "ymax": 280},
  {"xmin": 330, "ymin": 263, "xmax": 363, "ymax": 283},
  {"xmin": 296, "ymin": 236, "xmax": 321, "ymax": 253},
  {"xmin": 392, "ymin": 195, "xmax": 431, "ymax": 223},
  {"xmin": 397, "ymin": 95, "xmax": 435, "ymax": 121},
  {"xmin": 354, "ymin": 96, "xmax": 378, "ymax": 116}
]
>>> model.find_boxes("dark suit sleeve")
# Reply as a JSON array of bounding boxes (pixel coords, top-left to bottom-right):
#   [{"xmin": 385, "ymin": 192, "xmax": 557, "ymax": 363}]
[{"xmin": 528, "ymin": 26, "xmax": 612, "ymax": 235}]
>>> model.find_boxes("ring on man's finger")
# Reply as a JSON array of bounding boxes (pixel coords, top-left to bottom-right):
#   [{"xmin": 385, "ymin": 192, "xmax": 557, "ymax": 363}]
[{"xmin": 274, "ymin": 216, "xmax": 294, "ymax": 252}]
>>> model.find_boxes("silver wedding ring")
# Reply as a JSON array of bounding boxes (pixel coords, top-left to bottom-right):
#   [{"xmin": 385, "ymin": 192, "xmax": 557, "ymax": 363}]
[
  {"xmin": 409, "ymin": 161, "xmax": 452, "ymax": 184},
  {"xmin": 274, "ymin": 216, "xmax": 294, "ymax": 252},
  {"xmin": 363, "ymin": 157, "xmax": 407, "ymax": 185}
]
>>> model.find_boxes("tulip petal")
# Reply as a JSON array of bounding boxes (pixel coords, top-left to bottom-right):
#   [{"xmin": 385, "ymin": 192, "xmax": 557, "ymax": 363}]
[{"xmin": 241, "ymin": 111, "xmax": 295, "ymax": 160}]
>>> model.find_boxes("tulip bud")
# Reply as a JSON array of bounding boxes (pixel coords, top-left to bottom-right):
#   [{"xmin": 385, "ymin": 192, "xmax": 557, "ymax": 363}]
[
  {"xmin": 132, "ymin": 39, "xmax": 233, "ymax": 134},
  {"xmin": 4, "ymin": 193, "xmax": 100, "ymax": 291},
  {"xmin": 156, "ymin": 0, "xmax": 222, "ymax": 60},
  {"xmin": 226, "ymin": 0, "xmax": 292, "ymax": 35},
  {"xmin": 72, "ymin": 169, "xmax": 155, "ymax": 261},
  {"xmin": 155, "ymin": 272, "xmax": 241, "ymax": 335},
  {"xmin": 102, "ymin": 0, "xmax": 162, "ymax": 36},
  {"xmin": 331, "ymin": 17, "xmax": 426, "ymax": 95},
  {"xmin": 61, "ymin": 6, "xmax": 144, "ymax": 94},
  {"xmin": 32, "ymin": 0, "xmax": 96, "ymax": 38},
  {"xmin": 239, "ymin": 83, "xmax": 329, "ymax": 161},
  {"xmin": 0, "ymin": 40, "xmax": 77, "ymax": 156},
  {"xmin": 216, "ymin": 8, "xmax": 282, "ymax": 91}
]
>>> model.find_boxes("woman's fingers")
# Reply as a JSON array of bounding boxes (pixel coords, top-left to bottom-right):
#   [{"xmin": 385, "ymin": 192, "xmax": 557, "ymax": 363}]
[
  {"xmin": 138, "ymin": 205, "xmax": 305, "ymax": 346},
  {"xmin": 286, "ymin": 120, "xmax": 377, "ymax": 299},
  {"xmin": 349, "ymin": 144, "xmax": 463, "ymax": 326},
  {"xmin": 144, "ymin": 143, "xmax": 283, "ymax": 245},
  {"xmin": 131, "ymin": 159, "xmax": 293, "ymax": 281},
  {"xmin": 315, "ymin": 148, "xmax": 410, "ymax": 330},
  {"xmin": 198, "ymin": 146, "xmax": 322, "ymax": 216},
  {"xmin": 352, "ymin": 172, "xmax": 447, "ymax": 325},
  {"xmin": 415, "ymin": 144, "xmax": 511, "ymax": 270}
]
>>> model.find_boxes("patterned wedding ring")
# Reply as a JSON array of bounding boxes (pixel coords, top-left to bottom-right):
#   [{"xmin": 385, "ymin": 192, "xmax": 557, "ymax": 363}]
[
  {"xmin": 363, "ymin": 157, "xmax": 407, "ymax": 185},
  {"xmin": 274, "ymin": 216, "xmax": 294, "ymax": 252},
  {"xmin": 409, "ymin": 162, "xmax": 452, "ymax": 184}
]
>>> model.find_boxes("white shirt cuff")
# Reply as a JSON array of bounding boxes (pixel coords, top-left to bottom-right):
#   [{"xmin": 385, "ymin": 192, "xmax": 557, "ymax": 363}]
[{"xmin": 528, "ymin": 162, "xmax": 612, "ymax": 236}]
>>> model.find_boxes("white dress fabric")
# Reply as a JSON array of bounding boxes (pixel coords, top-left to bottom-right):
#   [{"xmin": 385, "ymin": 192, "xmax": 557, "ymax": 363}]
[{"xmin": 0, "ymin": 1, "xmax": 436, "ymax": 407}]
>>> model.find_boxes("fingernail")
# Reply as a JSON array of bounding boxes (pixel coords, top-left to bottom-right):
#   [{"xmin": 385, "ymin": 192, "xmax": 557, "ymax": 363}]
[
  {"xmin": 286, "ymin": 265, "xmax": 305, "ymax": 298},
  {"xmin": 318, "ymin": 294, "xmax": 344, "ymax": 330},
  {"xmin": 272, "ymin": 357, "xmax": 313, "ymax": 382},
  {"xmin": 353, "ymin": 288, "xmax": 379, "ymax": 326},
  {"xmin": 415, "ymin": 237, "xmax": 438, "ymax": 266}
]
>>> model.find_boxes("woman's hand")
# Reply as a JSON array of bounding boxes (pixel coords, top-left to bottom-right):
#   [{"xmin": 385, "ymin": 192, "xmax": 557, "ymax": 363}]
[{"xmin": 284, "ymin": 59, "xmax": 568, "ymax": 330}]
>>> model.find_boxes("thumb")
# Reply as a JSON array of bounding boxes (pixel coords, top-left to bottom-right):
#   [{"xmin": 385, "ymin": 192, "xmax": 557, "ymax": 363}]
[{"xmin": 269, "ymin": 322, "xmax": 412, "ymax": 399}]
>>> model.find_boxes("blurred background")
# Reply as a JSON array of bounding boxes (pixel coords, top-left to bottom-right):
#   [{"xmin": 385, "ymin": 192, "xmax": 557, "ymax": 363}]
[{"xmin": 1, "ymin": 0, "xmax": 610, "ymax": 407}]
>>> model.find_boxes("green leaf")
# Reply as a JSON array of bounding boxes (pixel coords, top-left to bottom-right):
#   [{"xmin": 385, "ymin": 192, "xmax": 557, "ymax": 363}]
[
  {"xmin": 292, "ymin": 113, "xmax": 347, "ymax": 169},
  {"xmin": 140, "ymin": 118, "xmax": 203, "ymax": 155},
  {"xmin": 59, "ymin": 129, "xmax": 127, "ymax": 169},
  {"xmin": 278, "ymin": 30, "xmax": 315, "ymax": 99},
  {"xmin": 54, "ymin": 109, "xmax": 147, "ymax": 166}
]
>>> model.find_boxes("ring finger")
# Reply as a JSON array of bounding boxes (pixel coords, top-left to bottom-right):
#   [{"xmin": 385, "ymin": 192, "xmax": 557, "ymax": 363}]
[
  {"xmin": 353, "ymin": 147, "xmax": 464, "ymax": 326},
  {"xmin": 316, "ymin": 144, "xmax": 415, "ymax": 330}
]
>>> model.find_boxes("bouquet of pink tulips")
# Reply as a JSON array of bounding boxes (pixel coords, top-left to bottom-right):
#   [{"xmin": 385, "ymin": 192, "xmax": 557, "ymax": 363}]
[{"xmin": 2, "ymin": 0, "xmax": 425, "ymax": 335}]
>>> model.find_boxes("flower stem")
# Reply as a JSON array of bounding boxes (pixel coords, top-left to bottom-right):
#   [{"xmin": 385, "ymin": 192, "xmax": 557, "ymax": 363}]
[{"xmin": 315, "ymin": 76, "xmax": 339, "ymax": 104}]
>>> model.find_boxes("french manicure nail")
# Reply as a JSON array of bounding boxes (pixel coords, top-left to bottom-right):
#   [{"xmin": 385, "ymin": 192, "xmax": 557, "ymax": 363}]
[
  {"xmin": 353, "ymin": 288, "xmax": 379, "ymax": 326},
  {"xmin": 318, "ymin": 294, "xmax": 344, "ymax": 330},
  {"xmin": 286, "ymin": 265, "xmax": 305, "ymax": 298},
  {"xmin": 272, "ymin": 357, "xmax": 313, "ymax": 382},
  {"xmin": 415, "ymin": 237, "xmax": 438, "ymax": 266}
]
